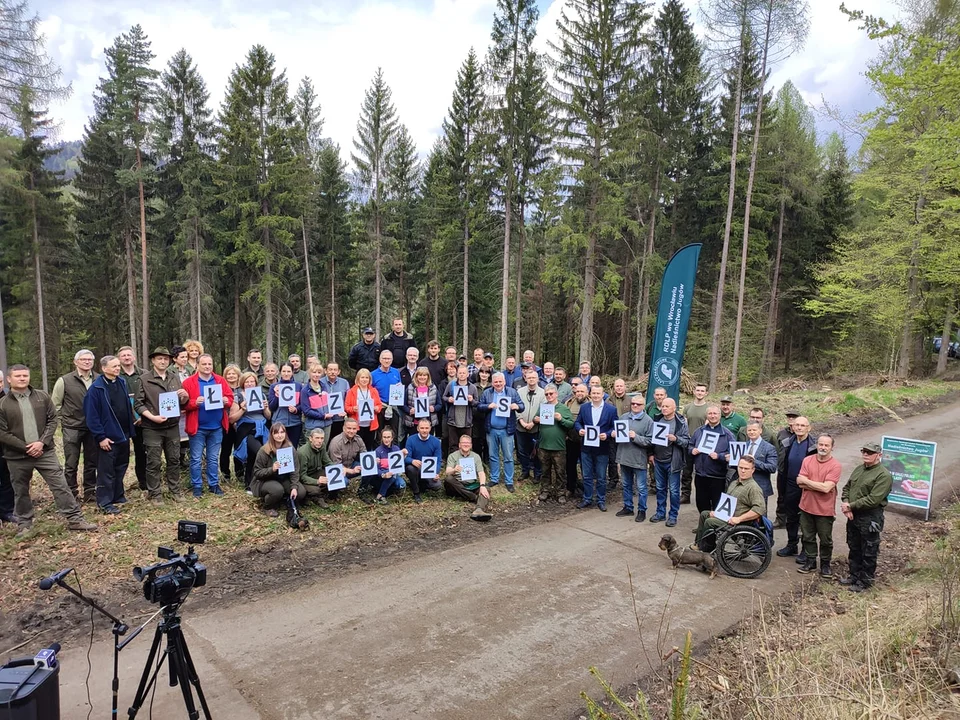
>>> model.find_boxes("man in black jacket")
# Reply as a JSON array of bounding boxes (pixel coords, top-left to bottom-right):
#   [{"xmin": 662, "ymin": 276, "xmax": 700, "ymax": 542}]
[
  {"xmin": 348, "ymin": 327, "xmax": 381, "ymax": 374},
  {"xmin": 776, "ymin": 415, "xmax": 818, "ymax": 558},
  {"xmin": 380, "ymin": 318, "xmax": 416, "ymax": 369}
]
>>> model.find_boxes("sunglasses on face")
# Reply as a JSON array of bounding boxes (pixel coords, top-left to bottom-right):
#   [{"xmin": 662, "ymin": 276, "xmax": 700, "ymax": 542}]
[{"xmin": 861, "ymin": 450, "xmax": 879, "ymax": 455}]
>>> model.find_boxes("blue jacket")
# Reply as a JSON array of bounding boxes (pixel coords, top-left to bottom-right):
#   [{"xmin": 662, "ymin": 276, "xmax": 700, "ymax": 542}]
[
  {"xmin": 371, "ymin": 366, "xmax": 402, "ymax": 404},
  {"xmin": 501, "ymin": 367, "xmax": 523, "ymax": 388},
  {"xmin": 268, "ymin": 380, "xmax": 302, "ymax": 427},
  {"xmin": 690, "ymin": 423, "xmax": 736, "ymax": 477},
  {"xmin": 478, "ymin": 386, "xmax": 525, "ymax": 434},
  {"xmin": 83, "ymin": 375, "xmax": 135, "ymax": 443},
  {"xmin": 299, "ymin": 383, "xmax": 331, "ymax": 431},
  {"xmin": 744, "ymin": 437, "xmax": 779, "ymax": 497},
  {"xmin": 404, "ymin": 432, "xmax": 442, "ymax": 467},
  {"xmin": 574, "ymin": 402, "xmax": 619, "ymax": 456}
]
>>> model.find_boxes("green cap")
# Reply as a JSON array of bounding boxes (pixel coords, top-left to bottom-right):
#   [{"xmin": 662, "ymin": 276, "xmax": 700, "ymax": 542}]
[
  {"xmin": 720, "ymin": 396, "xmax": 734, "ymax": 403},
  {"xmin": 861, "ymin": 442, "xmax": 882, "ymax": 453},
  {"xmin": 148, "ymin": 346, "xmax": 173, "ymax": 359}
]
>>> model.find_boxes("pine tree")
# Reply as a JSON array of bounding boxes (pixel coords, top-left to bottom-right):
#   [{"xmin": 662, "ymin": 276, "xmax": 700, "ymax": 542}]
[
  {"xmin": 315, "ymin": 143, "xmax": 350, "ymax": 360},
  {"xmin": 385, "ymin": 124, "xmax": 421, "ymax": 330},
  {"xmin": 293, "ymin": 76, "xmax": 323, "ymax": 356},
  {"xmin": 351, "ymin": 67, "xmax": 398, "ymax": 336}
]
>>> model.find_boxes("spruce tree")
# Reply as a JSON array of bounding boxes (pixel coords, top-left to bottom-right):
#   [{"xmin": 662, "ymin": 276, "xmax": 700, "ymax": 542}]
[
  {"xmin": 315, "ymin": 143, "xmax": 350, "ymax": 360},
  {"xmin": 385, "ymin": 124, "xmax": 421, "ymax": 330},
  {"xmin": 293, "ymin": 76, "xmax": 323, "ymax": 356}
]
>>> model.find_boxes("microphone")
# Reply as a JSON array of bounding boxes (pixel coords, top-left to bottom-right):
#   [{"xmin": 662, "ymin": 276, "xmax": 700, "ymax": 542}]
[
  {"xmin": 34, "ymin": 642, "xmax": 61, "ymax": 669},
  {"xmin": 38, "ymin": 568, "xmax": 73, "ymax": 590}
]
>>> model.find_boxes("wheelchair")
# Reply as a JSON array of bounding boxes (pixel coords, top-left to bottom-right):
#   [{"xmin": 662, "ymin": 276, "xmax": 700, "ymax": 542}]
[{"xmin": 699, "ymin": 516, "xmax": 774, "ymax": 579}]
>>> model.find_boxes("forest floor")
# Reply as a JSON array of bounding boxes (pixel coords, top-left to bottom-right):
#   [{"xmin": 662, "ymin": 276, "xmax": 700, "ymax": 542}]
[{"xmin": 1, "ymin": 374, "xmax": 958, "ymax": 653}]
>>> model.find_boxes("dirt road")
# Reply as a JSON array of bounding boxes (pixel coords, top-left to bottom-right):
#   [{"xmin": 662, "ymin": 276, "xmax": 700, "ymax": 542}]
[{"xmin": 55, "ymin": 401, "xmax": 960, "ymax": 719}]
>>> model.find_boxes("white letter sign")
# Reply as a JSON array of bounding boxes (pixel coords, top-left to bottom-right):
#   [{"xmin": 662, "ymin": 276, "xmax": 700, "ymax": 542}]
[
  {"xmin": 613, "ymin": 420, "xmax": 630, "ymax": 443},
  {"xmin": 203, "ymin": 383, "xmax": 223, "ymax": 410},
  {"xmin": 584, "ymin": 425, "xmax": 600, "ymax": 448},
  {"xmin": 360, "ymin": 451, "xmax": 378, "ymax": 477},
  {"xmin": 651, "ymin": 422, "xmax": 670, "ymax": 447},
  {"xmin": 325, "ymin": 464, "xmax": 347, "ymax": 491}
]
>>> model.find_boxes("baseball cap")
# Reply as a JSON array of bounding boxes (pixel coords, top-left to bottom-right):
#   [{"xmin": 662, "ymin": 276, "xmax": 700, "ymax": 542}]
[
  {"xmin": 785, "ymin": 409, "xmax": 800, "ymax": 418},
  {"xmin": 861, "ymin": 442, "xmax": 882, "ymax": 453},
  {"xmin": 362, "ymin": 327, "xmax": 375, "ymax": 334},
  {"xmin": 720, "ymin": 396, "xmax": 734, "ymax": 403},
  {"xmin": 483, "ymin": 352, "xmax": 494, "ymax": 359}
]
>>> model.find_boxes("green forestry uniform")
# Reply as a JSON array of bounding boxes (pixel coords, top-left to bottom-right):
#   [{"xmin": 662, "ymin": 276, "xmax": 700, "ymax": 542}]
[
  {"xmin": 841, "ymin": 457, "xmax": 893, "ymax": 589},
  {"xmin": 694, "ymin": 475, "xmax": 766, "ymax": 549},
  {"xmin": 537, "ymin": 402, "xmax": 574, "ymax": 501}
]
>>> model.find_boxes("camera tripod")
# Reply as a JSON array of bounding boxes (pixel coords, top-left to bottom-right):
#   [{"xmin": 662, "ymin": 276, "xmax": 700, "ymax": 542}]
[{"xmin": 127, "ymin": 603, "xmax": 211, "ymax": 719}]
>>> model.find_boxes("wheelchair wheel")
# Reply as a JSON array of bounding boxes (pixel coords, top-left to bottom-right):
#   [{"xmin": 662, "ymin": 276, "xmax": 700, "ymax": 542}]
[{"xmin": 715, "ymin": 525, "xmax": 771, "ymax": 579}]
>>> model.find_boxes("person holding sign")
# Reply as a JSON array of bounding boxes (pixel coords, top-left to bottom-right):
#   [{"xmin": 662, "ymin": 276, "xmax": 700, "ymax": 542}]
[
  {"xmin": 297, "ymin": 427, "xmax": 333, "ymax": 508},
  {"xmin": 516, "ymin": 369, "xmax": 546, "ymax": 483},
  {"xmin": 345, "ymin": 369, "xmax": 382, "ymax": 450},
  {"xmin": 443, "ymin": 434, "xmax": 492, "ymax": 521},
  {"xmin": 442, "ymin": 365, "xmax": 478, "ymax": 455},
  {"xmin": 795, "ymin": 435, "xmax": 842, "ymax": 577},
  {"xmin": 371, "ymin": 427, "xmax": 405, "ymax": 504},
  {"xmin": 252, "ymin": 424, "xmax": 306, "ymax": 518},
  {"xmin": 181, "ymin": 354, "xmax": 234, "ymax": 498},
  {"xmin": 135, "ymin": 347, "xmax": 189, "ymax": 504},
  {"xmin": 689, "ymin": 406, "xmax": 736, "ymax": 515},
  {"xmin": 230, "ymin": 372, "xmax": 271, "ymax": 493},
  {"xmin": 300, "ymin": 363, "xmax": 332, "ymax": 437},
  {"xmin": 693, "ymin": 455, "xmax": 767, "ymax": 552},
  {"xmin": 735, "ymin": 422, "xmax": 778, "ymax": 510},
  {"xmin": 327, "ymin": 418, "xmax": 366, "ymax": 498},
  {"xmin": 615, "ymin": 395, "xmax": 653, "ymax": 522},
  {"xmin": 404, "ymin": 418, "xmax": 443, "ymax": 502},
  {"xmin": 403, "ymin": 368, "xmax": 439, "ymax": 438},
  {"xmin": 839, "ymin": 442, "xmax": 893, "ymax": 592},
  {"xmin": 268, "ymin": 363, "xmax": 303, "ymax": 448},
  {"xmin": 649, "ymin": 398, "xmax": 690, "ymax": 527},
  {"xmin": 478, "ymin": 373, "xmax": 525, "ymax": 492},
  {"xmin": 371, "ymin": 350, "xmax": 402, "ymax": 438},
  {"xmin": 536, "ymin": 385, "xmax": 575, "ymax": 504},
  {"xmin": 319, "ymin": 362, "xmax": 350, "ymax": 442},
  {"xmin": 574, "ymin": 385, "xmax": 618, "ymax": 511}
]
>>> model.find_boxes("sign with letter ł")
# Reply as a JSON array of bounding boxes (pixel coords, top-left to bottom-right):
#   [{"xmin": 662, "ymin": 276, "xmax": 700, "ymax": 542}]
[{"xmin": 203, "ymin": 383, "xmax": 223, "ymax": 410}]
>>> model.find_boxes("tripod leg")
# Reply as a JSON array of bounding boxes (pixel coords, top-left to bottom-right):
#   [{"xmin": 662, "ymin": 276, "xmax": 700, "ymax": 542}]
[
  {"xmin": 175, "ymin": 626, "xmax": 213, "ymax": 719},
  {"xmin": 127, "ymin": 624, "xmax": 168, "ymax": 719},
  {"xmin": 168, "ymin": 625, "xmax": 201, "ymax": 720}
]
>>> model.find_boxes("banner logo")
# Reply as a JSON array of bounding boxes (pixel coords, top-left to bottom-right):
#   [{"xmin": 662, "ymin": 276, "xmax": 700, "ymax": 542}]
[{"xmin": 652, "ymin": 357, "xmax": 679, "ymax": 386}]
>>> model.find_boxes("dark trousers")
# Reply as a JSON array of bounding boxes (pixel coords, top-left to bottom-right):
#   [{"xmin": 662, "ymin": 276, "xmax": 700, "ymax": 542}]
[
  {"xmin": 358, "ymin": 426, "xmax": 377, "ymax": 451},
  {"xmin": 471, "ymin": 417, "xmax": 489, "ymax": 462},
  {"xmin": 62, "ymin": 426, "xmax": 99, "ymax": 501},
  {"xmin": 565, "ymin": 444, "xmax": 580, "ymax": 494},
  {"xmin": 96, "ymin": 439, "xmax": 130, "ymax": 508},
  {"xmin": 405, "ymin": 463, "xmax": 441, "ymax": 495},
  {"xmin": 143, "ymin": 424, "xmax": 182, "ymax": 498},
  {"xmin": 680, "ymin": 449, "xmax": 694, "ymax": 500},
  {"xmin": 132, "ymin": 428, "xmax": 147, "ymax": 490},
  {"xmin": 695, "ymin": 474, "xmax": 726, "ymax": 514},
  {"xmin": 516, "ymin": 431, "xmax": 541, "ymax": 479},
  {"xmin": 800, "ymin": 511, "xmax": 835, "ymax": 563},
  {"xmin": 539, "ymin": 449, "xmax": 566, "ymax": 499},
  {"xmin": 444, "ymin": 424, "xmax": 471, "ymax": 456},
  {"xmin": 328, "ymin": 419, "xmax": 345, "ymax": 443},
  {"xmin": 7, "ymin": 451, "xmax": 83, "ymax": 522},
  {"xmin": 847, "ymin": 508, "xmax": 884, "ymax": 587},
  {"xmin": 443, "ymin": 475, "xmax": 490, "ymax": 512},
  {"xmin": 784, "ymin": 482, "xmax": 802, "ymax": 546},
  {"xmin": 775, "ymin": 470, "xmax": 788, "ymax": 524},
  {"xmin": 0, "ymin": 457, "xmax": 14, "ymax": 517},
  {"xmin": 236, "ymin": 425, "xmax": 264, "ymax": 491},
  {"xmin": 259, "ymin": 479, "xmax": 306, "ymax": 510},
  {"xmin": 219, "ymin": 425, "xmax": 243, "ymax": 481}
]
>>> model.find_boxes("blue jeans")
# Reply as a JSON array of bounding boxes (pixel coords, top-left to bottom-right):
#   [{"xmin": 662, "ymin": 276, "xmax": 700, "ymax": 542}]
[
  {"xmin": 516, "ymin": 431, "xmax": 541, "ymax": 478},
  {"xmin": 580, "ymin": 452, "xmax": 608, "ymax": 504},
  {"xmin": 654, "ymin": 460, "xmax": 681, "ymax": 521},
  {"xmin": 487, "ymin": 428, "xmax": 515, "ymax": 486},
  {"xmin": 189, "ymin": 427, "xmax": 223, "ymax": 491},
  {"xmin": 620, "ymin": 464, "xmax": 648, "ymax": 513}
]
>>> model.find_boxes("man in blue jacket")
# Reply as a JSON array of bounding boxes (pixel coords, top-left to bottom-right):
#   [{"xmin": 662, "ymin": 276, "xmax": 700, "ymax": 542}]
[
  {"xmin": 737, "ymin": 421, "xmax": 778, "ymax": 514},
  {"xmin": 479, "ymin": 373, "xmax": 525, "ymax": 492},
  {"xmin": 690, "ymin": 406, "xmax": 736, "ymax": 514},
  {"xmin": 83, "ymin": 355, "xmax": 136, "ymax": 514},
  {"xmin": 574, "ymin": 385, "xmax": 618, "ymax": 511}
]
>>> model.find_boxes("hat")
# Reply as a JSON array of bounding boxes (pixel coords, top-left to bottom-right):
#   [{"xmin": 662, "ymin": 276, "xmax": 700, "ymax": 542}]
[
  {"xmin": 148, "ymin": 346, "xmax": 173, "ymax": 359},
  {"xmin": 483, "ymin": 352, "xmax": 494, "ymax": 359},
  {"xmin": 785, "ymin": 409, "xmax": 800, "ymax": 418},
  {"xmin": 520, "ymin": 362, "xmax": 532, "ymax": 369},
  {"xmin": 362, "ymin": 327, "xmax": 375, "ymax": 334},
  {"xmin": 458, "ymin": 355, "xmax": 467, "ymax": 361},
  {"xmin": 720, "ymin": 396, "xmax": 734, "ymax": 403},
  {"xmin": 861, "ymin": 442, "xmax": 882, "ymax": 453}
]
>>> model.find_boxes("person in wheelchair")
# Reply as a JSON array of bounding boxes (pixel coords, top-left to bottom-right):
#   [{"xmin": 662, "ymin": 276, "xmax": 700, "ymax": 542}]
[{"xmin": 693, "ymin": 455, "xmax": 767, "ymax": 553}]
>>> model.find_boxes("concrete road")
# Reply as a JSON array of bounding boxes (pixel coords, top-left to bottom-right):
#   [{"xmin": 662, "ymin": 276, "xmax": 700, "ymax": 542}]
[{"xmin": 56, "ymin": 401, "xmax": 960, "ymax": 719}]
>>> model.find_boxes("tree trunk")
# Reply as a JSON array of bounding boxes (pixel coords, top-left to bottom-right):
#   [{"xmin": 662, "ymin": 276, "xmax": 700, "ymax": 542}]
[
  {"xmin": 936, "ymin": 303, "xmax": 954, "ymax": 376},
  {"xmin": 462, "ymin": 201, "xmax": 470, "ymax": 354},
  {"xmin": 637, "ymin": 160, "xmax": 662, "ymax": 377},
  {"xmin": 898, "ymin": 235, "xmax": 920, "ymax": 378},
  {"xmin": 514, "ymin": 201, "xmax": 526, "ymax": 358},
  {"xmin": 730, "ymin": 0, "xmax": 773, "ymax": 392},
  {"xmin": 760, "ymin": 196, "xmax": 786, "ymax": 379},
  {"xmin": 264, "ymin": 227, "xmax": 274, "ymax": 364},
  {"xmin": 329, "ymin": 254, "xmax": 337, "ymax": 363},
  {"xmin": 30, "ymin": 193, "xmax": 48, "ymax": 391},
  {"xmin": 125, "ymin": 229, "xmax": 138, "ymax": 354},
  {"xmin": 0, "ymin": 286, "xmax": 7, "ymax": 381},
  {"xmin": 374, "ymin": 202, "xmax": 382, "ymax": 337},
  {"xmin": 136, "ymin": 144, "xmax": 149, "ymax": 361},
  {"xmin": 579, "ymin": 136, "xmax": 602, "ymax": 365},
  {"xmin": 301, "ymin": 217, "xmax": 319, "ymax": 356},
  {"xmin": 433, "ymin": 276, "xmax": 439, "ymax": 341},
  {"xmin": 233, "ymin": 284, "xmax": 240, "ymax": 363},
  {"xmin": 707, "ymin": 24, "xmax": 747, "ymax": 392},
  {"xmin": 500, "ymin": 193, "xmax": 512, "ymax": 363},
  {"xmin": 195, "ymin": 218, "xmax": 203, "ymax": 344},
  {"xmin": 619, "ymin": 263, "xmax": 633, "ymax": 376},
  {"xmin": 634, "ymin": 263, "xmax": 646, "ymax": 376}
]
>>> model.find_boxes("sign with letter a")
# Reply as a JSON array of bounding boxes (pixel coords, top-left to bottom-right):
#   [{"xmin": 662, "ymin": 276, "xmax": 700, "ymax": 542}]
[
  {"xmin": 453, "ymin": 385, "xmax": 469, "ymax": 407},
  {"xmin": 358, "ymin": 398, "xmax": 375, "ymax": 424},
  {"xmin": 244, "ymin": 387, "xmax": 265, "ymax": 412},
  {"xmin": 713, "ymin": 493, "xmax": 738, "ymax": 523}
]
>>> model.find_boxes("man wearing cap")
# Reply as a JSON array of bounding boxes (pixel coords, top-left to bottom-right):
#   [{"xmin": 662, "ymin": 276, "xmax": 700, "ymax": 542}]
[
  {"xmin": 840, "ymin": 442, "xmax": 893, "ymax": 592},
  {"xmin": 774, "ymin": 410, "xmax": 800, "ymax": 528},
  {"xmin": 51, "ymin": 349, "xmax": 99, "ymax": 503},
  {"xmin": 776, "ymin": 416, "xmax": 818, "ymax": 558},
  {"xmin": 719, "ymin": 397, "xmax": 747, "ymax": 437},
  {"xmin": 136, "ymin": 347, "xmax": 189, "ymax": 504},
  {"xmin": 349, "ymin": 328, "xmax": 381, "ymax": 374}
]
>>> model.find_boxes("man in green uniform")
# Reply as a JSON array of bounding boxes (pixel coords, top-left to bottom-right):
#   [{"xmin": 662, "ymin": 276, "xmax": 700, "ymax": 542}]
[
  {"xmin": 693, "ymin": 454, "xmax": 766, "ymax": 552},
  {"xmin": 535, "ymin": 384, "xmax": 575, "ymax": 503},
  {"xmin": 681, "ymin": 383, "xmax": 709, "ymax": 504},
  {"xmin": 718, "ymin": 396, "xmax": 747, "ymax": 437},
  {"xmin": 840, "ymin": 441, "xmax": 893, "ymax": 593},
  {"xmin": 443, "ymin": 434, "xmax": 491, "ymax": 521},
  {"xmin": 297, "ymin": 427, "xmax": 332, "ymax": 508}
]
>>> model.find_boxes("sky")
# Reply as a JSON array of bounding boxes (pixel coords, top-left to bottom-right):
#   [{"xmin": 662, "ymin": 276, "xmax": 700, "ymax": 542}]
[{"xmin": 34, "ymin": 0, "xmax": 902, "ymax": 156}]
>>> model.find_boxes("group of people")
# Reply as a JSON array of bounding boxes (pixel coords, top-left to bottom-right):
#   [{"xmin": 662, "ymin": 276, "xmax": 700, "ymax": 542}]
[{"xmin": 0, "ymin": 319, "xmax": 895, "ymax": 591}]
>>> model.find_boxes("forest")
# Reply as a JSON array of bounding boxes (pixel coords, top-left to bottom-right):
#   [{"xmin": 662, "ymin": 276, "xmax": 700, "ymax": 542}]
[{"xmin": 0, "ymin": 0, "xmax": 957, "ymax": 392}]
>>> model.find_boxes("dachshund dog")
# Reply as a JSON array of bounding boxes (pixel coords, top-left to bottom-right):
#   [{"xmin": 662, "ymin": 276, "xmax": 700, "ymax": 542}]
[{"xmin": 658, "ymin": 534, "xmax": 716, "ymax": 578}]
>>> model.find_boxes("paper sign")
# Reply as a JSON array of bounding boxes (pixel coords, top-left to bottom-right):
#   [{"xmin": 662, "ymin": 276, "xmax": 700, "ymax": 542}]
[
  {"xmin": 388, "ymin": 451, "xmax": 405, "ymax": 474},
  {"xmin": 728, "ymin": 442, "xmax": 747, "ymax": 467},
  {"xmin": 459, "ymin": 456, "xmax": 477, "ymax": 481},
  {"xmin": 452, "ymin": 385, "xmax": 469, "ymax": 406},
  {"xmin": 539, "ymin": 403, "xmax": 555, "ymax": 425},
  {"xmin": 278, "ymin": 384, "xmax": 297, "ymax": 407},
  {"xmin": 421, "ymin": 456, "xmax": 439, "ymax": 479},
  {"xmin": 713, "ymin": 493, "xmax": 738, "ymax": 523},
  {"xmin": 158, "ymin": 391, "xmax": 180, "ymax": 419},
  {"xmin": 651, "ymin": 422, "xmax": 670, "ymax": 447},
  {"xmin": 328, "ymin": 393, "xmax": 344, "ymax": 413},
  {"xmin": 495, "ymin": 396, "xmax": 511, "ymax": 417},
  {"xmin": 584, "ymin": 425, "xmax": 600, "ymax": 448},
  {"xmin": 414, "ymin": 396, "xmax": 430, "ymax": 418},
  {"xmin": 360, "ymin": 451, "xmax": 378, "ymax": 477},
  {"xmin": 613, "ymin": 420, "xmax": 630, "ymax": 443},
  {"xmin": 276, "ymin": 447, "xmax": 295, "ymax": 475},
  {"xmin": 358, "ymin": 397, "xmax": 375, "ymax": 423},
  {"xmin": 244, "ymin": 387, "xmax": 265, "ymax": 412},
  {"xmin": 203, "ymin": 383, "xmax": 223, "ymax": 410},
  {"xmin": 388, "ymin": 383, "xmax": 405, "ymax": 406},
  {"xmin": 325, "ymin": 464, "xmax": 347, "ymax": 491},
  {"xmin": 696, "ymin": 430, "xmax": 720, "ymax": 455}
]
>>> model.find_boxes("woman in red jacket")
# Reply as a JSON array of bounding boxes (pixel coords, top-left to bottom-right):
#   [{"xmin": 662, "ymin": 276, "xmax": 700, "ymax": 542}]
[{"xmin": 345, "ymin": 368, "xmax": 382, "ymax": 450}]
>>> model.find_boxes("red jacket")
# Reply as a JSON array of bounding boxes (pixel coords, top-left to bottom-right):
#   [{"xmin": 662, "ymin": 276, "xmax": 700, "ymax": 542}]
[{"xmin": 182, "ymin": 373, "xmax": 234, "ymax": 435}]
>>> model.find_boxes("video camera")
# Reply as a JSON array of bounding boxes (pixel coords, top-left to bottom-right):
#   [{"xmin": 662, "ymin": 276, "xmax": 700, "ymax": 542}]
[{"xmin": 133, "ymin": 520, "xmax": 207, "ymax": 606}]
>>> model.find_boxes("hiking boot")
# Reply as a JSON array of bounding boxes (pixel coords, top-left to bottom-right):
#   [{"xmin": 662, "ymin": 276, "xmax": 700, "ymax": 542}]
[
  {"xmin": 819, "ymin": 561, "xmax": 833, "ymax": 578},
  {"xmin": 150, "ymin": 497, "xmax": 164, "ymax": 507},
  {"xmin": 635, "ymin": 511, "xmax": 646, "ymax": 522},
  {"xmin": 316, "ymin": 497, "xmax": 329, "ymax": 509},
  {"xmin": 797, "ymin": 560, "xmax": 818, "ymax": 574},
  {"xmin": 839, "ymin": 576, "xmax": 860, "ymax": 586},
  {"xmin": 557, "ymin": 495, "xmax": 567, "ymax": 505},
  {"xmin": 99, "ymin": 504, "xmax": 121, "ymax": 515},
  {"xmin": 665, "ymin": 518, "xmax": 676, "ymax": 528},
  {"xmin": 505, "ymin": 484, "xmax": 515, "ymax": 494},
  {"xmin": 776, "ymin": 544, "xmax": 798, "ymax": 557},
  {"xmin": 597, "ymin": 502, "xmax": 607, "ymax": 512},
  {"xmin": 519, "ymin": 471, "xmax": 531, "ymax": 482},
  {"xmin": 615, "ymin": 507, "xmax": 633, "ymax": 517},
  {"xmin": 576, "ymin": 500, "xmax": 593, "ymax": 509},
  {"xmin": 413, "ymin": 494, "xmax": 423, "ymax": 504},
  {"xmin": 15, "ymin": 521, "xmax": 33, "ymax": 539},
  {"xmin": 847, "ymin": 582, "xmax": 870, "ymax": 593},
  {"xmin": 795, "ymin": 552, "xmax": 808, "ymax": 564},
  {"xmin": 470, "ymin": 507, "xmax": 492, "ymax": 522},
  {"xmin": 209, "ymin": 485, "xmax": 225, "ymax": 496},
  {"xmin": 649, "ymin": 515, "xmax": 665, "ymax": 523},
  {"xmin": 68, "ymin": 519, "xmax": 98, "ymax": 531},
  {"xmin": 264, "ymin": 508, "xmax": 279, "ymax": 518}
]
